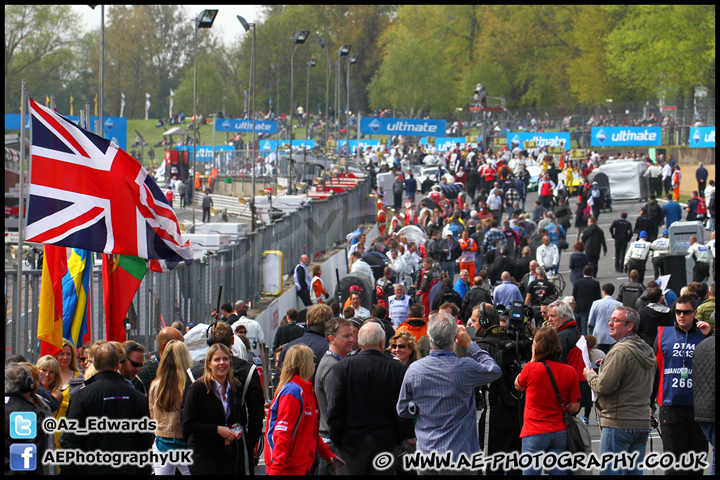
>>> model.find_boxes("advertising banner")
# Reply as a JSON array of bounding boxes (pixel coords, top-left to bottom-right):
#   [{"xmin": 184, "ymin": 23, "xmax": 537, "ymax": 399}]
[
  {"xmin": 419, "ymin": 137, "xmax": 468, "ymax": 152},
  {"xmin": 506, "ymin": 132, "xmax": 571, "ymax": 150},
  {"xmin": 177, "ymin": 145, "xmax": 234, "ymax": 162},
  {"xmin": 591, "ymin": 127, "xmax": 661, "ymax": 147},
  {"xmin": 336, "ymin": 139, "xmax": 380, "ymax": 154},
  {"xmin": 6, "ymin": 113, "xmax": 128, "ymax": 151},
  {"xmin": 688, "ymin": 127, "xmax": 715, "ymax": 148},
  {"xmin": 215, "ymin": 118, "xmax": 278, "ymax": 134},
  {"xmin": 259, "ymin": 140, "xmax": 315, "ymax": 151},
  {"xmin": 360, "ymin": 117, "xmax": 446, "ymax": 136}
]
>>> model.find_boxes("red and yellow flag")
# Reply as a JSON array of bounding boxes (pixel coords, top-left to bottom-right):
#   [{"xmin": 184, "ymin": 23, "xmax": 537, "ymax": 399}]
[{"xmin": 38, "ymin": 244, "xmax": 68, "ymax": 356}]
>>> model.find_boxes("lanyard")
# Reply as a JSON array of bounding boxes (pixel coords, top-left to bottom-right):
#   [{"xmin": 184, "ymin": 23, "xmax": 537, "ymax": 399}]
[
  {"xmin": 429, "ymin": 350, "xmax": 455, "ymax": 358},
  {"xmin": 324, "ymin": 350, "xmax": 342, "ymax": 362}
]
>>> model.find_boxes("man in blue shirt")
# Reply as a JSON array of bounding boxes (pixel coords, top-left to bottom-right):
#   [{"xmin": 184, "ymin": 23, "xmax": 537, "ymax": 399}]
[
  {"xmin": 397, "ymin": 313, "xmax": 501, "ymax": 474},
  {"xmin": 661, "ymin": 193, "xmax": 683, "ymax": 228},
  {"xmin": 493, "ymin": 271, "xmax": 523, "ymax": 307}
]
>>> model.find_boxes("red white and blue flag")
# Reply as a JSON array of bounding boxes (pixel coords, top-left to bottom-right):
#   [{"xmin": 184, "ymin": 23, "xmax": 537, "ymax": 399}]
[{"xmin": 26, "ymin": 98, "xmax": 193, "ymax": 263}]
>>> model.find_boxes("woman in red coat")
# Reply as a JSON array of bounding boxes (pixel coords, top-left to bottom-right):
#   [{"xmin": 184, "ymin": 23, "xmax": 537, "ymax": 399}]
[{"xmin": 265, "ymin": 345, "xmax": 345, "ymax": 475}]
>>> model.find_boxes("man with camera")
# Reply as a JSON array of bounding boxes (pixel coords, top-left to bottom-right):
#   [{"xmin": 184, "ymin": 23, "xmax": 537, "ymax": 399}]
[{"xmin": 471, "ymin": 301, "xmax": 531, "ymax": 475}]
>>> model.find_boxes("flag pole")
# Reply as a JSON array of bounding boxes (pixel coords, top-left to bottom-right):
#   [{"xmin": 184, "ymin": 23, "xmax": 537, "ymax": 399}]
[{"xmin": 15, "ymin": 80, "xmax": 27, "ymax": 354}]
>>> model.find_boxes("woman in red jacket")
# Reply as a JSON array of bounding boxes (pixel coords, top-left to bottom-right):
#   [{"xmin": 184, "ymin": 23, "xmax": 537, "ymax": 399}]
[{"xmin": 265, "ymin": 345, "xmax": 345, "ymax": 475}]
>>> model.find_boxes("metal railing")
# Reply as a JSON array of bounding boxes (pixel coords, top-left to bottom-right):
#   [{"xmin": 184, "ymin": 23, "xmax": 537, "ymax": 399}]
[{"xmin": 5, "ymin": 178, "xmax": 371, "ymax": 362}]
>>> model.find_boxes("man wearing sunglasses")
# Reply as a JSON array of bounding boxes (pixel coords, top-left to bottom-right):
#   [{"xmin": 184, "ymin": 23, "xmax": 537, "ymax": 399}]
[
  {"xmin": 653, "ymin": 294, "xmax": 712, "ymax": 475},
  {"xmin": 120, "ymin": 341, "xmax": 146, "ymax": 394}
]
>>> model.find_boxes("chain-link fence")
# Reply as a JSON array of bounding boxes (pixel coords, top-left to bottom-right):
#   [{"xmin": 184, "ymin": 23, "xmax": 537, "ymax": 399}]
[{"xmin": 5, "ymin": 178, "xmax": 371, "ymax": 362}]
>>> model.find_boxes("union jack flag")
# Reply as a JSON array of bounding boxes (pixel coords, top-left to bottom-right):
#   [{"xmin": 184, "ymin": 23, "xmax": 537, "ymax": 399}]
[{"xmin": 26, "ymin": 98, "xmax": 193, "ymax": 262}]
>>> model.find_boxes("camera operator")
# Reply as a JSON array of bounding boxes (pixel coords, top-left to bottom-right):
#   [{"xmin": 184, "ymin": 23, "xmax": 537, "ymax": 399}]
[{"xmin": 471, "ymin": 302, "xmax": 532, "ymax": 476}]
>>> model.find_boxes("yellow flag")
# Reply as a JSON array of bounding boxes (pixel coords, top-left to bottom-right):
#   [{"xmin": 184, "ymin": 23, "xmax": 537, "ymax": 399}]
[
  {"xmin": 70, "ymin": 95, "xmax": 74, "ymax": 116},
  {"xmin": 94, "ymin": 94, "xmax": 98, "ymax": 116},
  {"xmin": 46, "ymin": 95, "xmax": 50, "ymax": 107}
]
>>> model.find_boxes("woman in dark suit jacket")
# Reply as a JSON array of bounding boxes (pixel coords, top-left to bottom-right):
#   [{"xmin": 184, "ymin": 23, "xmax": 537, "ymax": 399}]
[{"xmin": 182, "ymin": 344, "xmax": 243, "ymax": 475}]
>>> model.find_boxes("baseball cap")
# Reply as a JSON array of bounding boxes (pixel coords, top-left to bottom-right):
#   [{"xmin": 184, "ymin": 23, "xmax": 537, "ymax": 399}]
[
  {"xmin": 639, "ymin": 231, "xmax": 647, "ymax": 238},
  {"xmin": 663, "ymin": 230, "xmax": 669, "ymax": 236}
]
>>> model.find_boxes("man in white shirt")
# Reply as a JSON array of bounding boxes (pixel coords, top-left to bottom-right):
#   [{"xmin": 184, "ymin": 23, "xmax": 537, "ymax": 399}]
[
  {"xmin": 487, "ymin": 189, "xmax": 503, "ymax": 224},
  {"xmin": 387, "ymin": 248, "xmax": 406, "ymax": 280},
  {"xmin": 350, "ymin": 251, "xmax": 375, "ymax": 284},
  {"xmin": 349, "ymin": 292, "xmax": 371, "ymax": 319},
  {"xmin": 536, "ymin": 235, "xmax": 560, "ymax": 272},
  {"xmin": 231, "ymin": 304, "xmax": 266, "ymax": 358}
]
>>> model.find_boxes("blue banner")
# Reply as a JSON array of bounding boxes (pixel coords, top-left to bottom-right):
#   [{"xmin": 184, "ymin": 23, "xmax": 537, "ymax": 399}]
[
  {"xmin": 360, "ymin": 117, "xmax": 446, "ymax": 136},
  {"xmin": 258, "ymin": 140, "xmax": 315, "ymax": 151},
  {"xmin": 177, "ymin": 145, "xmax": 234, "ymax": 162},
  {"xmin": 215, "ymin": 118, "xmax": 278, "ymax": 134},
  {"xmin": 591, "ymin": 127, "xmax": 661, "ymax": 147},
  {"xmin": 419, "ymin": 137, "xmax": 471, "ymax": 152},
  {"xmin": 336, "ymin": 139, "xmax": 380, "ymax": 154},
  {"xmin": 506, "ymin": 132, "xmax": 571, "ymax": 150},
  {"xmin": 689, "ymin": 127, "xmax": 715, "ymax": 148},
  {"xmin": 6, "ymin": 113, "xmax": 128, "ymax": 151}
]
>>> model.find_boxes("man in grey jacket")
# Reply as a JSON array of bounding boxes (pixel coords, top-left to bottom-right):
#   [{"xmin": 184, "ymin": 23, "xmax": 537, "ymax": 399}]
[{"xmin": 584, "ymin": 306, "xmax": 656, "ymax": 475}]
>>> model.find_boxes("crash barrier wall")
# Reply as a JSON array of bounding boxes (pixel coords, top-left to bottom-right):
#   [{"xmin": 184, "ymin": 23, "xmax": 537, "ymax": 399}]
[
  {"xmin": 5, "ymin": 178, "xmax": 372, "ymax": 362},
  {"xmin": 254, "ymin": 222, "xmax": 380, "ymax": 356}
]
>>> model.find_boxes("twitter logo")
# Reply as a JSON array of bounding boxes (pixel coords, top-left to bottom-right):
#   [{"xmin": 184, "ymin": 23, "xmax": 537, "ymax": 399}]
[{"xmin": 10, "ymin": 412, "xmax": 36, "ymax": 439}]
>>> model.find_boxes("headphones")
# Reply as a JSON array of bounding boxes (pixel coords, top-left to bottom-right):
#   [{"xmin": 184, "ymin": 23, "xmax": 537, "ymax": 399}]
[
  {"xmin": 206, "ymin": 321, "xmax": 219, "ymax": 346},
  {"xmin": 18, "ymin": 365, "xmax": 35, "ymax": 393},
  {"xmin": 124, "ymin": 342, "xmax": 142, "ymax": 357},
  {"xmin": 477, "ymin": 302, "xmax": 492, "ymax": 330}
]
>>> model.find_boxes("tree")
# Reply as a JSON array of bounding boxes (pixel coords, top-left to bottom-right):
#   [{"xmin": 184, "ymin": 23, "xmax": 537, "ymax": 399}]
[
  {"xmin": 604, "ymin": 5, "xmax": 715, "ymax": 100},
  {"xmin": 5, "ymin": 5, "xmax": 77, "ymax": 111}
]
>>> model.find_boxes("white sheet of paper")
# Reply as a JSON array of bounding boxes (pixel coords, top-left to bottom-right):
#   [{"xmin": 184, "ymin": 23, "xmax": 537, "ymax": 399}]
[
  {"xmin": 576, "ymin": 335, "xmax": 597, "ymax": 402},
  {"xmin": 656, "ymin": 274, "xmax": 671, "ymax": 292}
]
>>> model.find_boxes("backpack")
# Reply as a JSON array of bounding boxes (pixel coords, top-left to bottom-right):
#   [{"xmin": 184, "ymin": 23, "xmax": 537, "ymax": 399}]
[{"xmin": 591, "ymin": 186, "xmax": 601, "ymax": 199}]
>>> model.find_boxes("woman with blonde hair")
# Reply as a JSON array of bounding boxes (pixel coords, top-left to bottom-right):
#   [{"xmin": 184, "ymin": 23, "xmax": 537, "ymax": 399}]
[
  {"xmin": 182, "ymin": 343, "xmax": 243, "ymax": 475},
  {"xmin": 53, "ymin": 339, "xmax": 82, "ymax": 449},
  {"xmin": 388, "ymin": 331, "xmax": 420, "ymax": 366},
  {"xmin": 265, "ymin": 344, "xmax": 344, "ymax": 475},
  {"xmin": 35, "ymin": 355, "xmax": 64, "ymax": 408},
  {"xmin": 149, "ymin": 340, "xmax": 193, "ymax": 475}
]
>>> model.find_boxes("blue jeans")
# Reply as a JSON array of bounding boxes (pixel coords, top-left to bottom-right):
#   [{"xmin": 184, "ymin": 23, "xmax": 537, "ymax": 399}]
[
  {"xmin": 599, "ymin": 427, "xmax": 650, "ymax": 475},
  {"xmin": 578, "ymin": 313, "xmax": 589, "ymax": 336},
  {"xmin": 700, "ymin": 422, "xmax": 715, "ymax": 476},
  {"xmin": 521, "ymin": 430, "xmax": 569, "ymax": 476},
  {"xmin": 441, "ymin": 260, "xmax": 456, "ymax": 283}
]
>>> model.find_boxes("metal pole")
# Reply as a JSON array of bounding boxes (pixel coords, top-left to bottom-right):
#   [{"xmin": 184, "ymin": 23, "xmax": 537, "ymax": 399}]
[
  {"xmin": 251, "ymin": 24, "xmax": 256, "ymax": 231},
  {"xmin": 192, "ymin": 23, "xmax": 197, "ymax": 228},
  {"xmin": 325, "ymin": 47, "xmax": 330, "ymax": 186},
  {"xmin": 346, "ymin": 58, "xmax": 351, "ymax": 173},
  {"xmin": 304, "ymin": 58, "xmax": 311, "ymax": 197},
  {"xmin": 289, "ymin": 37, "xmax": 295, "ymax": 194},
  {"xmin": 15, "ymin": 80, "xmax": 27, "ymax": 349},
  {"xmin": 100, "ymin": 5, "xmax": 104, "ymax": 139},
  {"xmin": 336, "ymin": 51, "xmax": 340, "ymax": 164}
]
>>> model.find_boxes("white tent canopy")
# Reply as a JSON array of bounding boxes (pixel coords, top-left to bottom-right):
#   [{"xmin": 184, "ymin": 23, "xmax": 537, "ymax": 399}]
[
  {"xmin": 591, "ymin": 160, "xmax": 648, "ymax": 201},
  {"xmin": 162, "ymin": 126, "xmax": 192, "ymax": 136}
]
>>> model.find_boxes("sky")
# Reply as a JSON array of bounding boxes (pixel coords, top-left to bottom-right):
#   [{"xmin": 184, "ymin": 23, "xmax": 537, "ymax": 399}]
[{"xmin": 72, "ymin": 5, "xmax": 263, "ymax": 48}]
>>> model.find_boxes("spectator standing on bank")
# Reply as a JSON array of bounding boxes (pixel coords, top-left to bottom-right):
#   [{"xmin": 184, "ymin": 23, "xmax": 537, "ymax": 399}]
[{"xmin": 696, "ymin": 162, "xmax": 708, "ymax": 196}]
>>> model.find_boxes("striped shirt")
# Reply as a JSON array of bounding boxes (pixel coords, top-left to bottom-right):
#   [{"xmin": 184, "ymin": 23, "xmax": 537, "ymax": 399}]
[{"xmin": 397, "ymin": 342, "xmax": 501, "ymax": 459}]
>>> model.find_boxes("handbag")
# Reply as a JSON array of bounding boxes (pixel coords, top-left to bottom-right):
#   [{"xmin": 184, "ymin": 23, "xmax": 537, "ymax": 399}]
[
  {"xmin": 557, "ymin": 239, "xmax": 569, "ymax": 251},
  {"xmin": 541, "ymin": 361, "xmax": 592, "ymax": 454}
]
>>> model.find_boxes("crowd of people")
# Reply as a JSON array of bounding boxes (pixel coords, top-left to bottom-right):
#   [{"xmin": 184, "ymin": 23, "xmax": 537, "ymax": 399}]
[{"xmin": 5, "ymin": 140, "xmax": 715, "ymax": 475}]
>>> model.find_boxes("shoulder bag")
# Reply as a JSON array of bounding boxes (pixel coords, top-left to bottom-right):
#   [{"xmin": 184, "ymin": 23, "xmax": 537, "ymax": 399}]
[{"xmin": 541, "ymin": 361, "xmax": 592, "ymax": 454}]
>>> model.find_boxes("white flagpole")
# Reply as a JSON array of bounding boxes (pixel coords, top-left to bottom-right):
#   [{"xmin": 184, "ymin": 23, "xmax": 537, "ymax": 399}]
[{"xmin": 15, "ymin": 80, "xmax": 27, "ymax": 351}]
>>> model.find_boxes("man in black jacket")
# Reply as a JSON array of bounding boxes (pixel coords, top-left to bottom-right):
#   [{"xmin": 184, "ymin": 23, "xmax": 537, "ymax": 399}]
[
  {"xmin": 572, "ymin": 265, "xmax": 601, "ymax": 336},
  {"xmin": 609, "ymin": 211, "xmax": 634, "ymax": 273},
  {"xmin": 473, "ymin": 303, "xmax": 527, "ymax": 475},
  {"xmin": 581, "ymin": 217, "xmax": 607, "ymax": 278},
  {"xmin": 61, "ymin": 344, "xmax": 154, "ymax": 475},
  {"xmin": 637, "ymin": 287, "xmax": 674, "ymax": 347},
  {"xmin": 272, "ymin": 308, "xmax": 305, "ymax": 351},
  {"xmin": 189, "ymin": 322, "xmax": 265, "ymax": 475},
  {"xmin": 135, "ymin": 326, "xmax": 185, "ymax": 394},
  {"xmin": 438, "ymin": 232, "xmax": 462, "ymax": 283},
  {"xmin": 328, "ymin": 322, "xmax": 412, "ymax": 475},
  {"xmin": 276, "ymin": 303, "xmax": 332, "ymax": 383},
  {"xmin": 488, "ymin": 245, "xmax": 517, "ymax": 285},
  {"xmin": 634, "ymin": 206, "xmax": 658, "ymax": 242},
  {"xmin": 462, "ymin": 275, "xmax": 493, "ymax": 322}
]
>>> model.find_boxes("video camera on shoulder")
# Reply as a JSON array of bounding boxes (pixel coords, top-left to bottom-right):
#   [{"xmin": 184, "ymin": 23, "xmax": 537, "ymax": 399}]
[{"xmin": 496, "ymin": 301, "xmax": 534, "ymax": 336}]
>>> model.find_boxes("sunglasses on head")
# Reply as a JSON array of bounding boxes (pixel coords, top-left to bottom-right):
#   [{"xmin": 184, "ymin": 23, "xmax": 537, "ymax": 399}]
[{"xmin": 349, "ymin": 286, "xmax": 363, "ymax": 293}]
